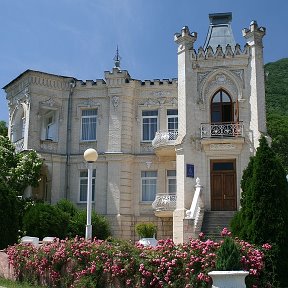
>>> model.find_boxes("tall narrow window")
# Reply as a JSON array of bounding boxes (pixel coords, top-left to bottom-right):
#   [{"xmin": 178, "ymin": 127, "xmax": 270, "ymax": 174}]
[
  {"xmin": 141, "ymin": 171, "xmax": 157, "ymax": 201},
  {"xmin": 142, "ymin": 110, "xmax": 158, "ymax": 141},
  {"xmin": 211, "ymin": 90, "xmax": 233, "ymax": 123},
  {"xmin": 167, "ymin": 109, "xmax": 178, "ymax": 140},
  {"xmin": 167, "ymin": 170, "xmax": 176, "ymax": 194},
  {"xmin": 81, "ymin": 109, "xmax": 97, "ymax": 141},
  {"xmin": 79, "ymin": 169, "xmax": 96, "ymax": 202},
  {"xmin": 40, "ymin": 111, "xmax": 58, "ymax": 141}
]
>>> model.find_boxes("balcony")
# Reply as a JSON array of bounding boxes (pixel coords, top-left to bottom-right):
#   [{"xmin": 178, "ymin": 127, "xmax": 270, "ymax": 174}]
[
  {"xmin": 14, "ymin": 138, "xmax": 24, "ymax": 152},
  {"xmin": 152, "ymin": 194, "xmax": 176, "ymax": 217},
  {"xmin": 152, "ymin": 131, "xmax": 178, "ymax": 157},
  {"xmin": 200, "ymin": 122, "xmax": 245, "ymax": 153},
  {"xmin": 200, "ymin": 122, "xmax": 244, "ymax": 138}
]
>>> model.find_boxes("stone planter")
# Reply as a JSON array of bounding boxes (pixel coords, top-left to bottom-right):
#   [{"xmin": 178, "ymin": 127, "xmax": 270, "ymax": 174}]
[
  {"xmin": 208, "ymin": 271, "xmax": 249, "ymax": 288},
  {"xmin": 138, "ymin": 237, "xmax": 158, "ymax": 247}
]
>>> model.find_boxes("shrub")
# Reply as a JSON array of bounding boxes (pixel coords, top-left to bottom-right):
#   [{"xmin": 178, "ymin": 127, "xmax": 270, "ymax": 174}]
[
  {"xmin": 0, "ymin": 182, "xmax": 19, "ymax": 249},
  {"xmin": 215, "ymin": 236, "xmax": 242, "ymax": 271},
  {"xmin": 6, "ymin": 230, "xmax": 273, "ymax": 288},
  {"xmin": 231, "ymin": 136, "xmax": 288, "ymax": 286},
  {"xmin": 56, "ymin": 199, "xmax": 77, "ymax": 218},
  {"xmin": 135, "ymin": 222, "xmax": 157, "ymax": 238},
  {"xmin": 23, "ymin": 202, "xmax": 69, "ymax": 239},
  {"xmin": 68, "ymin": 210, "xmax": 110, "ymax": 240}
]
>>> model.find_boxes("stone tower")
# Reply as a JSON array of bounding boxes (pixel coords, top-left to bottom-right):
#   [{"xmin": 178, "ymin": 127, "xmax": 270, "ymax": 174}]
[{"xmin": 173, "ymin": 13, "xmax": 266, "ymax": 243}]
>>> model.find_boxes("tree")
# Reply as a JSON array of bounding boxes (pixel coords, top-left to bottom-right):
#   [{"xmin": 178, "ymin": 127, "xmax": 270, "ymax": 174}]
[
  {"xmin": 0, "ymin": 135, "xmax": 43, "ymax": 248},
  {"xmin": 0, "ymin": 181, "xmax": 19, "ymax": 249},
  {"xmin": 0, "ymin": 121, "xmax": 8, "ymax": 136},
  {"xmin": 231, "ymin": 136, "xmax": 288, "ymax": 286},
  {"xmin": 0, "ymin": 135, "xmax": 43, "ymax": 195}
]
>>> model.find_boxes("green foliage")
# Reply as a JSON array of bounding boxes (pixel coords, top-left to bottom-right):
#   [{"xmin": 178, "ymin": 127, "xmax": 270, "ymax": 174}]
[
  {"xmin": 0, "ymin": 136, "xmax": 43, "ymax": 195},
  {"xmin": 23, "ymin": 203, "xmax": 70, "ymax": 239},
  {"xmin": 0, "ymin": 121, "xmax": 8, "ymax": 137},
  {"xmin": 231, "ymin": 136, "xmax": 288, "ymax": 286},
  {"xmin": 56, "ymin": 198, "xmax": 78, "ymax": 218},
  {"xmin": 265, "ymin": 58, "xmax": 288, "ymax": 172},
  {"xmin": 135, "ymin": 222, "xmax": 157, "ymax": 238},
  {"xmin": 68, "ymin": 209, "xmax": 110, "ymax": 240},
  {"xmin": 215, "ymin": 237, "xmax": 242, "ymax": 271},
  {"xmin": 0, "ymin": 182, "xmax": 19, "ymax": 249}
]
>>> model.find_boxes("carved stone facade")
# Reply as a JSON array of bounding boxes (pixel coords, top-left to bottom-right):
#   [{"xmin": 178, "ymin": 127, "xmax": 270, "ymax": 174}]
[{"xmin": 3, "ymin": 13, "xmax": 266, "ymax": 243}]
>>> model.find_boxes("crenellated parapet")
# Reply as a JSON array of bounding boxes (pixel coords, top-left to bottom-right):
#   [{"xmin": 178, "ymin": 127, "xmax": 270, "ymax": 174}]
[
  {"xmin": 140, "ymin": 78, "xmax": 177, "ymax": 86},
  {"xmin": 76, "ymin": 79, "xmax": 106, "ymax": 87},
  {"xmin": 190, "ymin": 43, "xmax": 249, "ymax": 63}
]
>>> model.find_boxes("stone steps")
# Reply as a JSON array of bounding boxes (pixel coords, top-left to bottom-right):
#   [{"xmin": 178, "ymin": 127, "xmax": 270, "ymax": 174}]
[{"xmin": 201, "ymin": 211, "xmax": 236, "ymax": 240}]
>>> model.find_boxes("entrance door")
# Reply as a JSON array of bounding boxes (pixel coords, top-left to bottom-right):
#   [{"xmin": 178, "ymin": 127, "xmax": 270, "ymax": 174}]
[{"xmin": 211, "ymin": 160, "xmax": 236, "ymax": 211}]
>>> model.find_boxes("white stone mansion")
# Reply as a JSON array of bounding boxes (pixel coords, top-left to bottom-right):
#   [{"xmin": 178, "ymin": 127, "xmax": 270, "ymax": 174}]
[{"xmin": 3, "ymin": 13, "xmax": 266, "ymax": 243}]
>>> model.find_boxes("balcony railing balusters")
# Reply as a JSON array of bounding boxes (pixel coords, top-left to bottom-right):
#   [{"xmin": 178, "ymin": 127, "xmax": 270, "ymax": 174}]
[
  {"xmin": 152, "ymin": 130, "xmax": 178, "ymax": 148},
  {"xmin": 200, "ymin": 122, "xmax": 244, "ymax": 138},
  {"xmin": 152, "ymin": 194, "xmax": 177, "ymax": 211}
]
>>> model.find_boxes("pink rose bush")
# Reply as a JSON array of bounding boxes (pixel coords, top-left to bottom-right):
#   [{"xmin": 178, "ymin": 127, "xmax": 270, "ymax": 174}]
[{"xmin": 5, "ymin": 229, "xmax": 273, "ymax": 287}]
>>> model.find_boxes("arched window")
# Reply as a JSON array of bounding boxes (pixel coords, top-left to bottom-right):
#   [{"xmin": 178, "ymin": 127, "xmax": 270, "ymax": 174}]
[
  {"xmin": 12, "ymin": 108, "xmax": 25, "ymax": 142},
  {"xmin": 211, "ymin": 90, "xmax": 233, "ymax": 123}
]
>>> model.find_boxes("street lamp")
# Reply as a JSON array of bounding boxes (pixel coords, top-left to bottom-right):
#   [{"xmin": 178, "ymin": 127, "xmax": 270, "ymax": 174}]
[{"xmin": 83, "ymin": 148, "xmax": 98, "ymax": 240}]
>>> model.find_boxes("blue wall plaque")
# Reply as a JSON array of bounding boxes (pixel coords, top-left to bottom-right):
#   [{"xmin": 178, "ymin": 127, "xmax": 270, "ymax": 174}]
[{"xmin": 186, "ymin": 164, "xmax": 194, "ymax": 178}]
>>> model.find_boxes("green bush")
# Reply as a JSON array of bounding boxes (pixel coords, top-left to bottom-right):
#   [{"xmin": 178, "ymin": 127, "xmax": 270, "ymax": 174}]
[
  {"xmin": 0, "ymin": 182, "xmax": 19, "ymax": 249},
  {"xmin": 135, "ymin": 222, "xmax": 157, "ymax": 238},
  {"xmin": 231, "ymin": 136, "xmax": 288, "ymax": 286},
  {"xmin": 56, "ymin": 199, "xmax": 78, "ymax": 218},
  {"xmin": 23, "ymin": 203, "xmax": 70, "ymax": 239},
  {"xmin": 68, "ymin": 210, "xmax": 110, "ymax": 240},
  {"xmin": 215, "ymin": 237, "xmax": 242, "ymax": 271}
]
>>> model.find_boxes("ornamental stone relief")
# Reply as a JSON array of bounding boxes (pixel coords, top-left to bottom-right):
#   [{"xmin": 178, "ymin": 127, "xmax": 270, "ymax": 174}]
[
  {"xmin": 140, "ymin": 143, "xmax": 153, "ymax": 153},
  {"xmin": 210, "ymin": 144, "xmax": 236, "ymax": 150},
  {"xmin": 203, "ymin": 73, "xmax": 238, "ymax": 102},
  {"xmin": 140, "ymin": 96, "xmax": 177, "ymax": 107},
  {"xmin": 150, "ymin": 91, "xmax": 171, "ymax": 97},
  {"xmin": 231, "ymin": 69, "xmax": 245, "ymax": 88},
  {"xmin": 112, "ymin": 96, "xmax": 119, "ymax": 110}
]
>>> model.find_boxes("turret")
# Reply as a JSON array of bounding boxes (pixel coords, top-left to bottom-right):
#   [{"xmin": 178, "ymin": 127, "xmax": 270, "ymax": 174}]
[{"xmin": 243, "ymin": 20, "xmax": 266, "ymax": 149}]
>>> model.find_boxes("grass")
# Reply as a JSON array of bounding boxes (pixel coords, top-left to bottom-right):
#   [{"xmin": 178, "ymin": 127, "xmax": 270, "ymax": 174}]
[{"xmin": 0, "ymin": 278, "xmax": 43, "ymax": 288}]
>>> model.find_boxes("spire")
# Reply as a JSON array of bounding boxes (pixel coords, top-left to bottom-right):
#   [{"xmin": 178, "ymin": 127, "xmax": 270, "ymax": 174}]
[
  {"xmin": 113, "ymin": 46, "xmax": 121, "ymax": 68},
  {"xmin": 203, "ymin": 12, "xmax": 236, "ymax": 52}
]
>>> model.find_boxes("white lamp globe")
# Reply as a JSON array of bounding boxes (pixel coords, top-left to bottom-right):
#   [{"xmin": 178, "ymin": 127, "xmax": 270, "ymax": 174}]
[{"xmin": 84, "ymin": 148, "xmax": 98, "ymax": 163}]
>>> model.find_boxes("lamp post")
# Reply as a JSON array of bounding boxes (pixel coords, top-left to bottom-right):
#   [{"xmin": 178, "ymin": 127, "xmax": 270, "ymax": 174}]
[{"xmin": 83, "ymin": 148, "xmax": 98, "ymax": 240}]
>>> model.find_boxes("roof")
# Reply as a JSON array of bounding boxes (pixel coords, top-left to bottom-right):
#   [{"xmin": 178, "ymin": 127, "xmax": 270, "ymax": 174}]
[
  {"xmin": 203, "ymin": 12, "xmax": 236, "ymax": 52},
  {"xmin": 2, "ymin": 69, "xmax": 75, "ymax": 90}
]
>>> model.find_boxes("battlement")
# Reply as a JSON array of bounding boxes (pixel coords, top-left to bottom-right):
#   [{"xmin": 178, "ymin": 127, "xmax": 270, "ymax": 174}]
[
  {"xmin": 140, "ymin": 78, "xmax": 178, "ymax": 86},
  {"xmin": 76, "ymin": 79, "xmax": 106, "ymax": 87},
  {"xmin": 191, "ymin": 43, "xmax": 249, "ymax": 61}
]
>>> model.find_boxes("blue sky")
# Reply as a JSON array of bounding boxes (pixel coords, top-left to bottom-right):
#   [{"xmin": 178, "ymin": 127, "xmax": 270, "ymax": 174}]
[{"xmin": 1, "ymin": 0, "xmax": 287, "ymax": 122}]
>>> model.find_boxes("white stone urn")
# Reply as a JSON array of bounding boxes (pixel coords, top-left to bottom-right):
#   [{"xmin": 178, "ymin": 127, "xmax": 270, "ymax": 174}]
[
  {"xmin": 138, "ymin": 237, "xmax": 158, "ymax": 247},
  {"xmin": 208, "ymin": 271, "xmax": 249, "ymax": 288}
]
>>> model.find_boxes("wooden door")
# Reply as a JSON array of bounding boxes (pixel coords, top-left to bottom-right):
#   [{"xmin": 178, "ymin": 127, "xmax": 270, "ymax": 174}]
[{"xmin": 211, "ymin": 160, "xmax": 236, "ymax": 211}]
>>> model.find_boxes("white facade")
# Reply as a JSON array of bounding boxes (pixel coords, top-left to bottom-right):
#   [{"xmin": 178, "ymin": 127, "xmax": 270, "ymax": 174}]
[{"xmin": 3, "ymin": 13, "xmax": 266, "ymax": 243}]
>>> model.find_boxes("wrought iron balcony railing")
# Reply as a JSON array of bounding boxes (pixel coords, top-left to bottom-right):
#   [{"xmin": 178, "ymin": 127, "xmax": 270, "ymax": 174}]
[
  {"xmin": 152, "ymin": 194, "xmax": 177, "ymax": 211},
  {"xmin": 152, "ymin": 130, "xmax": 178, "ymax": 148},
  {"xmin": 200, "ymin": 122, "xmax": 244, "ymax": 138}
]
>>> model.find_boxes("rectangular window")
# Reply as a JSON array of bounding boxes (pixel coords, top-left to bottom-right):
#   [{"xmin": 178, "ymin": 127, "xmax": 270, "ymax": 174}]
[
  {"xmin": 41, "ymin": 111, "xmax": 57, "ymax": 141},
  {"xmin": 167, "ymin": 109, "xmax": 178, "ymax": 140},
  {"xmin": 81, "ymin": 109, "xmax": 97, "ymax": 141},
  {"xmin": 141, "ymin": 171, "xmax": 157, "ymax": 201},
  {"xmin": 79, "ymin": 169, "xmax": 96, "ymax": 202},
  {"xmin": 142, "ymin": 110, "xmax": 158, "ymax": 141},
  {"xmin": 167, "ymin": 170, "xmax": 176, "ymax": 194}
]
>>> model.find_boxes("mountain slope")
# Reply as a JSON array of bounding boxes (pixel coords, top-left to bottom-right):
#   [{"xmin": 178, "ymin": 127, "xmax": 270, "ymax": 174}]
[{"xmin": 265, "ymin": 58, "xmax": 288, "ymax": 172}]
